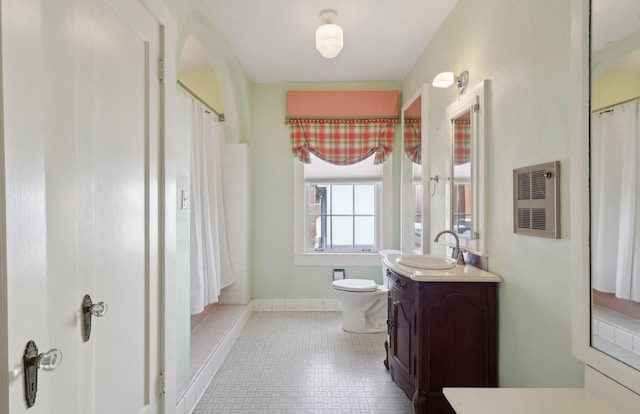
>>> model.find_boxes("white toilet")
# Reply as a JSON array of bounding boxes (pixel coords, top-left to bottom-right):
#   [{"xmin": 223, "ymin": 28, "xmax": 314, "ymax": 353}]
[{"xmin": 332, "ymin": 249, "xmax": 401, "ymax": 333}]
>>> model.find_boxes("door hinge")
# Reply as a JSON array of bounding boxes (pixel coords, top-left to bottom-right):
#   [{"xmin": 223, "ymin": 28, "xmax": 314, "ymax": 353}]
[
  {"xmin": 160, "ymin": 370, "xmax": 166, "ymax": 396},
  {"xmin": 473, "ymin": 103, "xmax": 480, "ymax": 112},
  {"xmin": 159, "ymin": 59, "xmax": 165, "ymax": 82}
]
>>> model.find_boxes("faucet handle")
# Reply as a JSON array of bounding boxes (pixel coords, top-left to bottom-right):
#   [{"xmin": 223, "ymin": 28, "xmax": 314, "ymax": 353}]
[{"xmin": 456, "ymin": 249, "xmax": 466, "ymax": 265}]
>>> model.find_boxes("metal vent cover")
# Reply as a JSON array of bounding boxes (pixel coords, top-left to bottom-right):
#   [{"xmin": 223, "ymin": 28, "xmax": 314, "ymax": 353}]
[{"xmin": 513, "ymin": 161, "xmax": 560, "ymax": 238}]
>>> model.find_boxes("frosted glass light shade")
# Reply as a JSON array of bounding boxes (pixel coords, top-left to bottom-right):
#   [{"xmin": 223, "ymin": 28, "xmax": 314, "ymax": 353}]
[
  {"xmin": 432, "ymin": 72, "xmax": 455, "ymax": 88},
  {"xmin": 316, "ymin": 23, "xmax": 343, "ymax": 59}
]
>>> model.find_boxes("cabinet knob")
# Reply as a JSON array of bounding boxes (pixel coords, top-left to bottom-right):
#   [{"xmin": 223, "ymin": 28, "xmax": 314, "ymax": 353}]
[{"xmin": 394, "ymin": 278, "xmax": 408, "ymax": 290}]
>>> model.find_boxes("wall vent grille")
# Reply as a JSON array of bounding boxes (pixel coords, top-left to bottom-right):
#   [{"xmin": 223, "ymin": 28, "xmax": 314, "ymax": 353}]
[{"xmin": 513, "ymin": 161, "xmax": 560, "ymax": 238}]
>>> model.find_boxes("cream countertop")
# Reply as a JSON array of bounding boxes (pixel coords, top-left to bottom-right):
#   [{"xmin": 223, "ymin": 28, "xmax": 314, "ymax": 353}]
[
  {"xmin": 384, "ymin": 253, "xmax": 502, "ymax": 283},
  {"xmin": 443, "ymin": 388, "xmax": 621, "ymax": 414}
]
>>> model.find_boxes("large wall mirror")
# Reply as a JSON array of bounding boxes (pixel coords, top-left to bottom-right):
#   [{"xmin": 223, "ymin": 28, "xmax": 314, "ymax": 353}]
[
  {"xmin": 445, "ymin": 81, "xmax": 487, "ymax": 255},
  {"xmin": 401, "ymin": 86, "xmax": 427, "ymax": 253},
  {"xmin": 587, "ymin": 0, "xmax": 640, "ymax": 390}
]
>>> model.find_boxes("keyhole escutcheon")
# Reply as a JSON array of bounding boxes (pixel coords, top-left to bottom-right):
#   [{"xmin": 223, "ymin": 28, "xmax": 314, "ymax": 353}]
[{"xmin": 82, "ymin": 294, "xmax": 108, "ymax": 342}]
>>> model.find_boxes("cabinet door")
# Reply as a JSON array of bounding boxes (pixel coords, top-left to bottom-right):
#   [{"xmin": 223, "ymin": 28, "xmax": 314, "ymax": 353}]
[
  {"xmin": 390, "ymin": 284, "xmax": 416, "ymax": 397},
  {"xmin": 421, "ymin": 283, "xmax": 497, "ymax": 390}
]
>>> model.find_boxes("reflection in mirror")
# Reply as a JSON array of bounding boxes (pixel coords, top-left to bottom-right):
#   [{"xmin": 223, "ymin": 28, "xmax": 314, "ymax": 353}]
[
  {"xmin": 452, "ymin": 110, "xmax": 472, "ymax": 239},
  {"xmin": 401, "ymin": 88, "xmax": 424, "ymax": 253},
  {"xmin": 445, "ymin": 81, "xmax": 486, "ymax": 255},
  {"xmin": 590, "ymin": 0, "xmax": 640, "ymax": 371}
]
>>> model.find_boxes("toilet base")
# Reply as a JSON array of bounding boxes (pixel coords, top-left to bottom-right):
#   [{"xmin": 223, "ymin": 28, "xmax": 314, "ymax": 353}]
[
  {"xmin": 332, "ymin": 281, "xmax": 388, "ymax": 333},
  {"xmin": 339, "ymin": 307, "xmax": 387, "ymax": 333}
]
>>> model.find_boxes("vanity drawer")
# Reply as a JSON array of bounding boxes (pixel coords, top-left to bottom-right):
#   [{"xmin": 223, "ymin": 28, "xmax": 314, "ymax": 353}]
[{"xmin": 388, "ymin": 271, "xmax": 416, "ymax": 299}]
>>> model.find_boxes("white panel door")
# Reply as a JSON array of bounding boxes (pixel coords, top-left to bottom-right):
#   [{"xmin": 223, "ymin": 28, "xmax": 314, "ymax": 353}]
[
  {"xmin": 1, "ymin": 0, "xmax": 165, "ymax": 413},
  {"xmin": 76, "ymin": 1, "xmax": 162, "ymax": 413}
]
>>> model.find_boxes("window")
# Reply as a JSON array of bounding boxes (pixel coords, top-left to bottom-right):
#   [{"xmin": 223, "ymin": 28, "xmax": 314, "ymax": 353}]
[
  {"xmin": 285, "ymin": 90, "xmax": 399, "ymax": 266},
  {"xmin": 294, "ymin": 153, "xmax": 392, "ymax": 266},
  {"xmin": 308, "ymin": 183, "xmax": 377, "ymax": 252}
]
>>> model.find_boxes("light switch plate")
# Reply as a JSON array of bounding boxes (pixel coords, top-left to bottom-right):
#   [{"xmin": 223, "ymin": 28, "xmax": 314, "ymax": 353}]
[{"xmin": 181, "ymin": 190, "xmax": 189, "ymax": 210}]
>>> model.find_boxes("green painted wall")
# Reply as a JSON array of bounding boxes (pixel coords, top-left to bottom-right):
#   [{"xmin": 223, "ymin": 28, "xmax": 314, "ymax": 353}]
[
  {"xmin": 403, "ymin": 0, "xmax": 583, "ymax": 387},
  {"xmin": 249, "ymin": 82, "xmax": 401, "ymax": 299}
]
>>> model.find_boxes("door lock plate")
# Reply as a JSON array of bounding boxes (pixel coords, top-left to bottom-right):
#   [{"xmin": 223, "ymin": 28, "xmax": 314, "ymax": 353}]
[
  {"xmin": 83, "ymin": 294, "xmax": 108, "ymax": 342},
  {"xmin": 23, "ymin": 341, "xmax": 38, "ymax": 408},
  {"xmin": 23, "ymin": 341, "xmax": 62, "ymax": 408}
]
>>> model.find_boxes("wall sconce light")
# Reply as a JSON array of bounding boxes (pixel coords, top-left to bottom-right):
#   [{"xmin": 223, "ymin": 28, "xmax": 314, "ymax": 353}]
[
  {"xmin": 316, "ymin": 9, "xmax": 343, "ymax": 59},
  {"xmin": 432, "ymin": 71, "xmax": 469, "ymax": 95}
]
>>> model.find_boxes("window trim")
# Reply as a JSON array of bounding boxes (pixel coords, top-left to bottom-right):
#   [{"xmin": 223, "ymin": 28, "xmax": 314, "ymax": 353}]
[{"xmin": 293, "ymin": 158, "xmax": 393, "ymax": 266}]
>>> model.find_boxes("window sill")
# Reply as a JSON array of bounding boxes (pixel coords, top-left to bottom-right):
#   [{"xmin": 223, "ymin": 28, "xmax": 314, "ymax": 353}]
[{"xmin": 293, "ymin": 252, "xmax": 381, "ymax": 267}]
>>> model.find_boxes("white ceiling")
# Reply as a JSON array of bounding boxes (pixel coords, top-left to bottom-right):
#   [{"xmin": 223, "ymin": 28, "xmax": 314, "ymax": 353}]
[
  {"xmin": 179, "ymin": 0, "xmax": 640, "ymax": 81},
  {"xmin": 196, "ymin": 0, "xmax": 458, "ymax": 83}
]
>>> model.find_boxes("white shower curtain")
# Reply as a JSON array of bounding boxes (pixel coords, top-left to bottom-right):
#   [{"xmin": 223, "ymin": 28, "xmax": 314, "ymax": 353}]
[
  {"xmin": 190, "ymin": 100, "xmax": 235, "ymax": 314},
  {"xmin": 592, "ymin": 100, "xmax": 640, "ymax": 302}
]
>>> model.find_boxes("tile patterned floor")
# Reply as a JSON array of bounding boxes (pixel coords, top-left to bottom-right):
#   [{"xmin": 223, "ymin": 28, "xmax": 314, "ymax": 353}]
[{"xmin": 194, "ymin": 312, "xmax": 413, "ymax": 413}]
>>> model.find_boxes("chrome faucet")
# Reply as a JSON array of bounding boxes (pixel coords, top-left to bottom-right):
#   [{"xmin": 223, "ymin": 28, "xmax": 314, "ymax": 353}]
[{"xmin": 434, "ymin": 230, "xmax": 466, "ymax": 265}]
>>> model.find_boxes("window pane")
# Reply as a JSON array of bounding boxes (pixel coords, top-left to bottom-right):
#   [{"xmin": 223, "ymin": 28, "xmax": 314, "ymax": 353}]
[
  {"xmin": 308, "ymin": 215, "xmax": 326, "ymax": 250},
  {"xmin": 355, "ymin": 216, "xmax": 375, "ymax": 249},
  {"xmin": 331, "ymin": 216, "xmax": 353, "ymax": 249},
  {"xmin": 309, "ymin": 185, "xmax": 327, "ymax": 212},
  {"xmin": 354, "ymin": 185, "xmax": 375, "ymax": 215},
  {"xmin": 331, "ymin": 185, "xmax": 353, "ymax": 215}
]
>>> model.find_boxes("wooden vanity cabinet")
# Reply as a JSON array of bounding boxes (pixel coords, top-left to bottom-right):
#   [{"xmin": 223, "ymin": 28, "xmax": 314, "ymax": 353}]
[
  {"xmin": 388, "ymin": 270, "xmax": 417, "ymax": 397},
  {"xmin": 387, "ymin": 270, "xmax": 498, "ymax": 414}
]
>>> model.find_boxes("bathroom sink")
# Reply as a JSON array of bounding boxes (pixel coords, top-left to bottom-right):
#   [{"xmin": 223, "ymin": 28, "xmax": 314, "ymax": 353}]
[{"xmin": 395, "ymin": 254, "xmax": 456, "ymax": 270}]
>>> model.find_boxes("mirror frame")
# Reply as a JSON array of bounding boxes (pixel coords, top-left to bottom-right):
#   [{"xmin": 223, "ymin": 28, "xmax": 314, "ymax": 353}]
[
  {"xmin": 570, "ymin": 0, "xmax": 640, "ymax": 395},
  {"xmin": 400, "ymin": 84, "xmax": 429, "ymax": 253},
  {"xmin": 445, "ymin": 81, "xmax": 487, "ymax": 255}
]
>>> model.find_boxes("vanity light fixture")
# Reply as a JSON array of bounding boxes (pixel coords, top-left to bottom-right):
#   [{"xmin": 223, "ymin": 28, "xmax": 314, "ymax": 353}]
[
  {"xmin": 315, "ymin": 9, "xmax": 343, "ymax": 59},
  {"xmin": 432, "ymin": 71, "xmax": 469, "ymax": 95}
]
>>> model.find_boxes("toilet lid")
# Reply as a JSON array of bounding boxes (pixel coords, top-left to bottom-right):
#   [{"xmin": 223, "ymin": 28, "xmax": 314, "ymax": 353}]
[
  {"xmin": 379, "ymin": 249, "xmax": 402, "ymax": 257},
  {"xmin": 332, "ymin": 279, "xmax": 379, "ymax": 292}
]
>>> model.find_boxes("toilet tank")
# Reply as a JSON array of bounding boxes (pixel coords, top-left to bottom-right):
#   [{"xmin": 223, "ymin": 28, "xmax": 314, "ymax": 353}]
[{"xmin": 379, "ymin": 249, "xmax": 401, "ymax": 288}]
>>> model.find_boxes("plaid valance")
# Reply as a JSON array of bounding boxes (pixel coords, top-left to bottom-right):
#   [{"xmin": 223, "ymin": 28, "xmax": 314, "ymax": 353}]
[
  {"xmin": 454, "ymin": 119, "xmax": 471, "ymax": 165},
  {"xmin": 403, "ymin": 119, "xmax": 421, "ymax": 164},
  {"xmin": 288, "ymin": 118, "xmax": 396, "ymax": 166}
]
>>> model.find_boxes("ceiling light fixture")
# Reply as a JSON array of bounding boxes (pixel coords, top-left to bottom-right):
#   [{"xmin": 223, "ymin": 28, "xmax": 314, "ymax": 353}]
[
  {"xmin": 432, "ymin": 71, "xmax": 469, "ymax": 95},
  {"xmin": 315, "ymin": 9, "xmax": 343, "ymax": 59}
]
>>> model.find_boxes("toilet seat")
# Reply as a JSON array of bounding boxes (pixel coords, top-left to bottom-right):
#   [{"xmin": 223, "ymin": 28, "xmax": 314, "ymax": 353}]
[{"xmin": 332, "ymin": 279, "xmax": 379, "ymax": 292}]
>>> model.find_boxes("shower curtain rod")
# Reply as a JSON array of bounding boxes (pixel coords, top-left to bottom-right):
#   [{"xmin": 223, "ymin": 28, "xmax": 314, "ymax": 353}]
[
  {"xmin": 592, "ymin": 94, "xmax": 640, "ymax": 114},
  {"xmin": 177, "ymin": 80, "xmax": 225, "ymax": 121}
]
